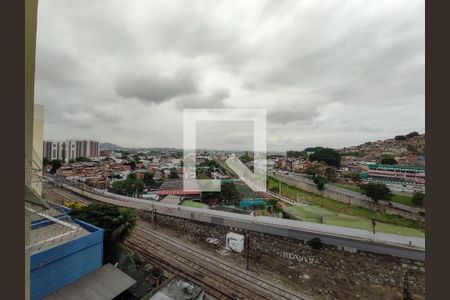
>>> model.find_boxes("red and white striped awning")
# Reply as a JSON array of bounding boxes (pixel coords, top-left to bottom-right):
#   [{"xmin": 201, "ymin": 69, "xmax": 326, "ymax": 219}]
[{"xmin": 157, "ymin": 189, "xmax": 201, "ymax": 196}]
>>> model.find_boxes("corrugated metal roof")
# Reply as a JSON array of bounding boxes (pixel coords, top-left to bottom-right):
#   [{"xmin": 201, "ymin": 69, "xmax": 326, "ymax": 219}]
[{"xmin": 44, "ymin": 263, "xmax": 136, "ymax": 300}]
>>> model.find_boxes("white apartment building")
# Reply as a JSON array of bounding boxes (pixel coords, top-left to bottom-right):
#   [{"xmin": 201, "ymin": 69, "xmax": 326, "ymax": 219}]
[{"xmin": 43, "ymin": 139, "xmax": 100, "ymax": 162}]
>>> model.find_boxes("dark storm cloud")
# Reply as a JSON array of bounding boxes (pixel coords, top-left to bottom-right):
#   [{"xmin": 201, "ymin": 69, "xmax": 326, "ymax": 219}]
[{"xmin": 114, "ymin": 72, "xmax": 198, "ymax": 104}]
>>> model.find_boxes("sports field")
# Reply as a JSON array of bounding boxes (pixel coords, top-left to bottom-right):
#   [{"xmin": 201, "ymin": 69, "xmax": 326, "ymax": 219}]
[
  {"xmin": 285, "ymin": 205, "xmax": 424, "ymax": 237},
  {"xmin": 268, "ymin": 176, "xmax": 425, "ymax": 237}
]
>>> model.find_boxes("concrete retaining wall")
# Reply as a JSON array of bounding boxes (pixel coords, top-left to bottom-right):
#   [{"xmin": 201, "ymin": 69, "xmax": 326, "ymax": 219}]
[{"xmin": 272, "ymin": 174, "xmax": 425, "ymax": 222}]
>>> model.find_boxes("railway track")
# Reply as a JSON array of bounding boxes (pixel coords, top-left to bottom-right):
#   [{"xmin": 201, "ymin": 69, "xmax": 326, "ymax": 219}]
[
  {"xmin": 44, "ymin": 187, "xmax": 91, "ymax": 206},
  {"xmin": 125, "ymin": 221, "xmax": 307, "ymax": 300}
]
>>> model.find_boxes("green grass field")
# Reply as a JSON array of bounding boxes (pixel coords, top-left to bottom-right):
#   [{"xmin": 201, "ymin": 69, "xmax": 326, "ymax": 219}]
[
  {"xmin": 334, "ymin": 182, "xmax": 364, "ymax": 193},
  {"xmin": 268, "ymin": 177, "xmax": 425, "ymax": 235},
  {"xmin": 285, "ymin": 205, "xmax": 424, "ymax": 237},
  {"xmin": 334, "ymin": 182, "xmax": 415, "ymax": 206},
  {"xmin": 180, "ymin": 200, "xmax": 207, "ymax": 208},
  {"xmin": 391, "ymin": 194, "xmax": 414, "ymax": 206}
]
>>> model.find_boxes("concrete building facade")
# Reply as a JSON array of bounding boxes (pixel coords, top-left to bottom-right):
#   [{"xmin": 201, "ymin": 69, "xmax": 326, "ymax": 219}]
[{"xmin": 43, "ymin": 139, "xmax": 100, "ymax": 162}]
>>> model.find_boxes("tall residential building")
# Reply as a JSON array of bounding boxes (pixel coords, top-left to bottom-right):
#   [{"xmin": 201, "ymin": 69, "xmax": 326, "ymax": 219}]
[
  {"xmin": 43, "ymin": 141, "xmax": 57, "ymax": 161},
  {"xmin": 43, "ymin": 139, "xmax": 100, "ymax": 162}
]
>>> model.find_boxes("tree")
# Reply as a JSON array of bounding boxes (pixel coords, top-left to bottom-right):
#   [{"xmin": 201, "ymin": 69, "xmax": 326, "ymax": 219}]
[
  {"xmin": 220, "ymin": 182, "xmax": 240, "ymax": 207},
  {"xmin": 309, "ymin": 147, "xmax": 341, "ymax": 167},
  {"xmin": 127, "ymin": 173, "xmax": 137, "ymax": 180},
  {"xmin": 50, "ymin": 159, "xmax": 62, "ymax": 174},
  {"xmin": 168, "ymin": 168, "xmax": 179, "ymax": 179},
  {"xmin": 69, "ymin": 204, "xmax": 137, "ymax": 263},
  {"xmin": 304, "ymin": 162, "xmax": 325, "ymax": 176},
  {"xmin": 313, "ymin": 176, "xmax": 327, "ymax": 191},
  {"xmin": 69, "ymin": 159, "xmax": 76, "ymax": 164},
  {"xmin": 360, "ymin": 183, "xmax": 392, "ymax": 203},
  {"xmin": 395, "ymin": 135, "xmax": 407, "ymax": 141},
  {"xmin": 406, "ymin": 131, "xmax": 419, "ymax": 139},
  {"xmin": 75, "ymin": 156, "xmax": 92, "ymax": 162},
  {"xmin": 324, "ymin": 167, "xmax": 337, "ymax": 181},
  {"xmin": 411, "ymin": 192, "xmax": 425, "ymax": 207},
  {"xmin": 239, "ymin": 152, "xmax": 253, "ymax": 163},
  {"xmin": 111, "ymin": 208, "xmax": 138, "ymax": 243},
  {"xmin": 406, "ymin": 145, "xmax": 419, "ymax": 154},
  {"xmin": 381, "ymin": 155, "xmax": 397, "ymax": 165},
  {"xmin": 143, "ymin": 172, "xmax": 156, "ymax": 189},
  {"xmin": 43, "ymin": 157, "xmax": 50, "ymax": 166},
  {"xmin": 128, "ymin": 160, "xmax": 137, "ymax": 170},
  {"xmin": 345, "ymin": 172, "xmax": 362, "ymax": 183},
  {"xmin": 110, "ymin": 177, "xmax": 144, "ymax": 197}
]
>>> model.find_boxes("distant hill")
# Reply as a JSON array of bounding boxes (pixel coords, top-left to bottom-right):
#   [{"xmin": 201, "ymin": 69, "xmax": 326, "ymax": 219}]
[
  {"xmin": 100, "ymin": 142, "xmax": 125, "ymax": 151},
  {"xmin": 338, "ymin": 132, "xmax": 425, "ymax": 165}
]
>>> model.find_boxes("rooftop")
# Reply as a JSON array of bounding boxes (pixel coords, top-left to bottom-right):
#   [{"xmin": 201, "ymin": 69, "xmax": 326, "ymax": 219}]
[
  {"xmin": 368, "ymin": 164, "xmax": 425, "ymax": 172},
  {"xmin": 150, "ymin": 275, "xmax": 204, "ymax": 300}
]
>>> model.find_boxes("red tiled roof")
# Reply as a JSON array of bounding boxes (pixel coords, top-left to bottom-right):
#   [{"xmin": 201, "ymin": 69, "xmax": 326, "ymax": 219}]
[{"xmin": 157, "ymin": 189, "xmax": 201, "ymax": 196}]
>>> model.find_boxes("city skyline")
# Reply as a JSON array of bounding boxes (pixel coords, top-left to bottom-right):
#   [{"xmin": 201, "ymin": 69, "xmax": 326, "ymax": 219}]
[{"xmin": 36, "ymin": 0, "xmax": 424, "ymax": 151}]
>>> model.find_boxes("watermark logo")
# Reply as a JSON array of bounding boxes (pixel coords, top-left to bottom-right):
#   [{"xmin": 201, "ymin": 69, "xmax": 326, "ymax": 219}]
[{"xmin": 183, "ymin": 108, "xmax": 267, "ymax": 192}]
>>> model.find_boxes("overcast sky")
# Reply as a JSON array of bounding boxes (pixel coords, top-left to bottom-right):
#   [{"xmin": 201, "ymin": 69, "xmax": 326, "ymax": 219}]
[{"xmin": 35, "ymin": 0, "xmax": 424, "ymax": 151}]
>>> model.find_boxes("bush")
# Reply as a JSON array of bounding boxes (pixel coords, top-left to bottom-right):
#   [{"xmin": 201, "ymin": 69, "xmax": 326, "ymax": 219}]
[
  {"xmin": 381, "ymin": 155, "xmax": 397, "ymax": 165},
  {"xmin": 412, "ymin": 192, "xmax": 425, "ymax": 207},
  {"xmin": 309, "ymin": 147, "xmax": 341, "ymax": 167},
  {"xmin": 406, "ymin": 131, "xmax": 419, "ymax": 139},
  {"xmin": 69, "ymin": 204, "xmax": 138, "ymax": 263},
  {"xmin": 360, "ymin": 182, "xmax": 392, "ymax": 203},
  {"xmin": 395, "ymin": 135, "xmax": 407, "ymax": 141},
  {"xmin": 313, "ymin": 176, "xmax": 327, "ymax": 190},
  {"xmin": 307, "ymin": 237, "xmax": 323, "ymax": 250}
]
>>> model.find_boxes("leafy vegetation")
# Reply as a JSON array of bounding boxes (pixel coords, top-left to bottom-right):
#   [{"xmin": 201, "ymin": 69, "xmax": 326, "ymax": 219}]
[
  {"xmin": 412, "ymin": 192, "xmax": 425, "ymax": 207},
  {"xmin": 168, "ymin": 168, "xmax": 180, "ymax": 179},
  {"xmin": 313, "ymin": 176, "xmax": 327, "ymax": 190},
  {"xmin": 50, "ymin": 159, "xmax": 63, "ymax": 174},
  {"xmin": 380, "ymin": 155, "xmax": 397, "ymax": 165},
  {"xmin": 395, "ymin": 135, "xmax": 407, "ymax": 141},
  {"xmin": 220, "ymin": 181, "xmax": 240, "ymax": 207},
  {"xmin": 360, "ymin": 182, "xmax": 392, "ymax": 203},
  {"xmin": 69, "ymin": 203, "xmax": 138, "ymax": 263},
  {"xmin": 308, "ymin": 147, "xmax": 341, "ymax": 167},
  {"xmin": 109, "ymin": 172, "xmax": 157, "ymax": 196},
  {"xmin": 406, "ymin": 131, "xmax": 419, "ymax": 139}
]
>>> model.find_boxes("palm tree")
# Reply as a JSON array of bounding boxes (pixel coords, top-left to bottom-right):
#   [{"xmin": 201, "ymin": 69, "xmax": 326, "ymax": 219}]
[{"xmin": 111, "ymin": 208, "xmax": 138, "ymax": 243}]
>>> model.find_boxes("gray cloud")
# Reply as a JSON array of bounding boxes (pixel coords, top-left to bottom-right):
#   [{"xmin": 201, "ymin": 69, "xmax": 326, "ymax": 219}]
[
  {"xmin": 175, "ymin": 88, "xmax": 230, "ymax": 110},
  {"xmin": 114, "ymin": 72, "xmax": 198, "ymax": 104},
  {"xmin": 35, "ymin": 0, "xmax": 424, "ymax": 151}
]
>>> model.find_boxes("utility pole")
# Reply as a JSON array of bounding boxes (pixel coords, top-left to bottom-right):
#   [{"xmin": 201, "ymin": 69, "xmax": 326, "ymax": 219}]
[
  {"xmin": 403, "ymin": 270, "xmax": 413, "ymax": 300},
  {"xmin": 278, "ymin": 180, "xmax": 281, "ymax": 195},
  {"xmin": 153, "ymin": 206, "xmax": 156, "ymax": 230},
  {"xmin": 246, "ymin": 234, "xmax": 250, "ymax": 271}
]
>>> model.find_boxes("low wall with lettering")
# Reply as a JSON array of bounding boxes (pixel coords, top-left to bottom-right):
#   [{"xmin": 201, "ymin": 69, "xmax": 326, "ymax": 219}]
[
  {"xmin": 137, "ymin": 212, "xmax": 425, "ymax": 299},
  {"xmin": 272, "ymin": 174, "xmax": 425, "ymax": 222}
]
